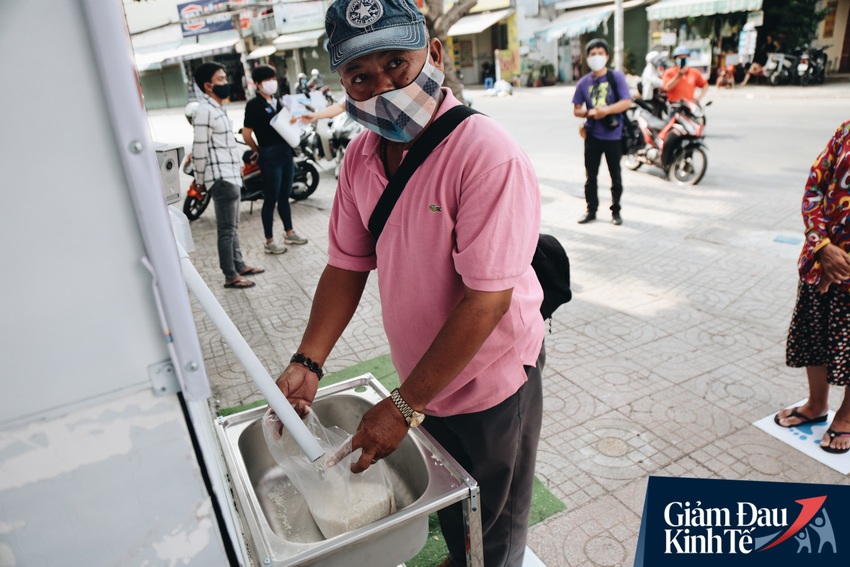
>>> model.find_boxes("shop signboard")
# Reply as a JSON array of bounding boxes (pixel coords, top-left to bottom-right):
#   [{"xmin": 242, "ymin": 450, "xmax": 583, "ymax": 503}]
[
  {"xmin": 178, "ymin": 0, "xmax": 234, "ymax": 37},
  {"xmin": 651, "ymin": 31, "xmax": 677, "ymax": 46},
  {"xmin": 739, "ymin": 28, "xmax": 757, "ymax": 63},
  {"xmin": 746, "ymin": 10, "xmax": 764, "ymax": 27},
  {"xmin": 274, "ymin": 0, "xmax": 325, "ymax": 34}
]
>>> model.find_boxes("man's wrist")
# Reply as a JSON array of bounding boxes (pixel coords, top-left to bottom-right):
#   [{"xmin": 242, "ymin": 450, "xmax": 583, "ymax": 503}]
[{"xmin": 290, "ymin": 353, "xmax": 324, "ymax": 380}]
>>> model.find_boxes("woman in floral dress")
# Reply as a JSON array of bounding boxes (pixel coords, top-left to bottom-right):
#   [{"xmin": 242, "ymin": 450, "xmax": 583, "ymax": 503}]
[{"xmin": 774, "ymin": 121, "xmax": 850, "ymax": 453}]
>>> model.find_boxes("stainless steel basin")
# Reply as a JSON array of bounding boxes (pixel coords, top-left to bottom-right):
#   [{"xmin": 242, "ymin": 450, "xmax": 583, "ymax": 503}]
[{"xmin": 215, "ymin": 375, "xmax": 482, "ymax": 566}]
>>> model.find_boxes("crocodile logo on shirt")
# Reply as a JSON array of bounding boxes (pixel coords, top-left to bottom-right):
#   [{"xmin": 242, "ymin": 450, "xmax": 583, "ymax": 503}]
[{"xmin": 428, "ymin": 204, "xmax": 442, "ymax": 213}]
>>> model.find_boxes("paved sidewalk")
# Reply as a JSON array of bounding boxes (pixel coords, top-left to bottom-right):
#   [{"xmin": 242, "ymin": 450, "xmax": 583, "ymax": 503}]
[{"xmin": 169, "ymin": 87, "xmax": 850, "ymax": 566}]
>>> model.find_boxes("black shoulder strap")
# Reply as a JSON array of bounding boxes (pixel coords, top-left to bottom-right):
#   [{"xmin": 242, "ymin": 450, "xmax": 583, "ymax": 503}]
[
  {"xmin": 368, "ymin": 105, "xmax": 480, "ymax": 241},
  {"xmin": 606, "ymin": 69, "xmax": 620, "ymax": 102}
]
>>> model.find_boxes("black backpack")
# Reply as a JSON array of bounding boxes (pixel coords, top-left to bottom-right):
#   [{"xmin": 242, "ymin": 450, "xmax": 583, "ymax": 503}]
[
  {"xmin": 367, "ymin": 105, "xmax": 572, "ymax": 320},
  {"xmin": 607, "ymin": 70, "xmax": 643, "ymax": 156},
  {"xmin": 533, "ymin": 234, "xmax": 571, "ymax": 320}
]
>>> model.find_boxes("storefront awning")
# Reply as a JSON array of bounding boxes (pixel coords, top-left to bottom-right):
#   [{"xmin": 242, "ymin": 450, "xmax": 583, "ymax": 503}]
[
  {"xmin": 170, "ymin": 38, "xmax": 238, "ymax": 59},
  {"xmin": 534, "ymin": 0, "xmax": 649, "ymax": 41},
  {"xmin": 133, "ymin": 37, "xmax": 238, "ymax": 71},
  {"xmin": 448, "ymin": 9, "xmax": 514, "ymax": 37},
  {"xmin": 272, "ymin": 28, "xmax": 326, "ymax": 51},
  {"xmin": 534, "ymin": 5, "xmax": 612, "ymax": 42},
  {"xmin": 647, "ymin": 0, "xmax": 763, "ymax": 20},
  {"xmin": 246, "ymin": 45, "xmax": 277, "ymax": 60}
]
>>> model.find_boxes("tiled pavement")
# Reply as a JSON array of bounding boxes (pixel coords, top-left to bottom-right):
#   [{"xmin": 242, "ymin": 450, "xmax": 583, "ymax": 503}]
[{"xmin": 164, "ymin": 83, "xmax": 850, "ymax": 566}]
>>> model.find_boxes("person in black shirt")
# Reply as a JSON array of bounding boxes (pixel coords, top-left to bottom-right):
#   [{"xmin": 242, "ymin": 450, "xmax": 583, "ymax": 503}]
[{"xmin": 242, "ymin": 65, "xmax": 308, "ymax": 253}]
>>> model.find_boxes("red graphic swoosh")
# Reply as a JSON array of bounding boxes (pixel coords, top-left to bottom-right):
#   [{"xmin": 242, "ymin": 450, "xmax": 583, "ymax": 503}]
[{"xmin": 759, "ymin": 496, "xmax": 826, "ymax": 551}]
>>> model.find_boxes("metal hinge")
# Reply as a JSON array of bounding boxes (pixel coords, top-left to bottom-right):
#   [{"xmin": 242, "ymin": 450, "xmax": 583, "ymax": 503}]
[{"xmin": 148, "ymin": 360, "xmax": 181, "ymax": 396}]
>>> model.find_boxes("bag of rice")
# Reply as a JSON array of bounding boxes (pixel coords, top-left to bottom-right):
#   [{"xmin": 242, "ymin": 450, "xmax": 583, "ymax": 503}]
[{"xmin": 262, "ymin": 408, "xmax": 396, "ymax": 539}]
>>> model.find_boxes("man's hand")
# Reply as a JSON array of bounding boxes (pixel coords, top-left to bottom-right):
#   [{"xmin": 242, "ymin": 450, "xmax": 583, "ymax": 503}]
[
  {"xmin": 275, "ymin": 363, "xmax": 320, "ymax": 416},
  {"xmin": 593, "ymin": 106, "xmax": 608, "ymax": 118},
  {"xmin": 348, "ymin": 397, "xmax": 409, "ymax": 473},
  {"xmin": 817, "ymin": 243, "xmax": 850, "ymax": 293},
  {"xmin": 299, "ymin": 112, "xmax": 317, "ymax": 124}
]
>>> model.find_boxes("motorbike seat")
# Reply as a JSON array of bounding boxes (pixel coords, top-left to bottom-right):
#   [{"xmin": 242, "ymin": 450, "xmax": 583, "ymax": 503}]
[{"xmin": 643, "ymin": 112, "xmax": 669, "ymax": 132}]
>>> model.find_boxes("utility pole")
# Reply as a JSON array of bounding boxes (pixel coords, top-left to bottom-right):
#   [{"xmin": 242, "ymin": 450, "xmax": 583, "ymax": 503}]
[
  {"xmin": 614, "ymin": 0, "xmax": 623, "ymax": 71},
  {"xmin": 231, "ymin": 12, "xmax": 255, "ymax": 99}
]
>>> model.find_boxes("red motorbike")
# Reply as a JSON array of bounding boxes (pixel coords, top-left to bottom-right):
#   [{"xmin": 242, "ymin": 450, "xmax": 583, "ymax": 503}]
[{"xmin": 623, "ymin": 100, "xmax": 708, "ymax": 186}]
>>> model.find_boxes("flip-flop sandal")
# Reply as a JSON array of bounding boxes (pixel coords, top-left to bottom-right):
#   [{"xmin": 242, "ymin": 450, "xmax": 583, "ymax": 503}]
[
  {"xmin": 821, "ymin": 428, "xmax": 850, "ymax": 454},
  {"xmin": 239, "ymin": 267, "xmax": 265, "ymax": 276},
  {"xmin": 773, "ymin": 406, "xmax": 828, "ymax": 428},
  {"xmin": 223, "ymin": 279, "xmax": 256, "ymax": 289}
]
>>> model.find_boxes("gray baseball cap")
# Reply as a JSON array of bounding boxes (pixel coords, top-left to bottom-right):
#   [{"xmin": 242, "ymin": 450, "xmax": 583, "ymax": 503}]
[{"xmin": 325, "ymin": 0, "xmax": 427, "ymax": 72}]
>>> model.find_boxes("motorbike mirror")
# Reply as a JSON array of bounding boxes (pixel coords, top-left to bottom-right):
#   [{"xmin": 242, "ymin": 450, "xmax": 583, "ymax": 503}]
[{"xmin": 704, "ymin": 101, "xmax": 713, "ymax": 106}]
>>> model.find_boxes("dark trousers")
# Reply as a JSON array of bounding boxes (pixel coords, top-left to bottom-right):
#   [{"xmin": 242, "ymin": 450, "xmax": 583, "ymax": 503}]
[
  {"xmin": 422, "ymin": 343, "xmax": 545, "ymax": 567},
  {"xmin": 210, "ymin": 179, "xmax": 246, "ymax": 281},
  {"xmin": 584, "ymin": 135, "xmax": 623, "ymax": 214},
  {"xmin": 257, "ymin": 143, "xmax": 294, "ymax": 239}
]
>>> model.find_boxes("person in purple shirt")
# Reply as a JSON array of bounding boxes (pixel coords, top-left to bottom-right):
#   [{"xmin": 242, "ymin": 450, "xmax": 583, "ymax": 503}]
[{"xmin": 572, "ymin": 38, "xmax": 633, "ymax": 225}]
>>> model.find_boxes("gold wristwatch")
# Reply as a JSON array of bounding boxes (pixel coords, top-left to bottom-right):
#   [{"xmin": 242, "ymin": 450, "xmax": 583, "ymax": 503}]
[{"xmin": 390, "ymin": 388, "xmax": 425, "ymax": 428}]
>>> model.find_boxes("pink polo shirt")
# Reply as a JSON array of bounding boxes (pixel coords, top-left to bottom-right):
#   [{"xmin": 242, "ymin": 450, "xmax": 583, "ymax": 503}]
[{"xmin": 328, "ymin": 89, "xmax": 544, "ymax": 417}]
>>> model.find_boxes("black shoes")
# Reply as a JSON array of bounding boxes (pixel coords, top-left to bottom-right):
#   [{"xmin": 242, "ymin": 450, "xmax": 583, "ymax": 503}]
[
  {"xmin": 579, "ymin": 211, "xmax": 622, "ymax": 225},
  {"xmin": 577, "ymin": 211, "xmax": 596, "ymax": 224}
]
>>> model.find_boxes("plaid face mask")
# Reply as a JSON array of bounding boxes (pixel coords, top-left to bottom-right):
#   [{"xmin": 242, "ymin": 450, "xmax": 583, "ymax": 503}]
[{"xmin": 345, "ymin": 56, "xmax": 445, "ymax": 143}]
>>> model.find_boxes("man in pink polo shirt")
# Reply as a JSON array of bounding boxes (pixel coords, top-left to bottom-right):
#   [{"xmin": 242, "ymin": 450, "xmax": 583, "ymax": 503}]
[{"xmin": 275, "ymin": 0, "xmax": 545, "ymax": 564}]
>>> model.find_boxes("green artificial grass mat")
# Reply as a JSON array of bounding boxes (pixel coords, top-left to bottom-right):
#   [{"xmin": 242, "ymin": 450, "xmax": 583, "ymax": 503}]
[
  {"xmin": 321, "ymin": 353, "xmax": 400, "ymax": 390},
  {"xmin": 217, "ymin": 354, "xmax": 566, "ymax": 564},
  {"xmin": 405, "ymin": 476, "xmax": 566, "ymax": 567}
]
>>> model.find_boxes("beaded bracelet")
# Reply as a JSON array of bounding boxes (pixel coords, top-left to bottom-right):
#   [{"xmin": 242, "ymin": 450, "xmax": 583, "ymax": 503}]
[{"xmin": 290, "ymin": 353, "xmax": 324, "ymax": 380}]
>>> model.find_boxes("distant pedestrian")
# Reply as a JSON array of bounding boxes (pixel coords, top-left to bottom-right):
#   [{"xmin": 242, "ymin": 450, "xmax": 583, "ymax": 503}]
[
  {"xmin": 242, "ymin": 64, "xmax": 308, "ymax": 254},
  {"xmin": 192, "ymin": 62, "xmax": 262, "ymax": 289},
  {"xmin": 572, "ymin": 38, "xmax": 633, "ymax": 225},
  {"xmin": 662, "ymin": 46, "xmax": 707, "ymax": 104},
  {"xmin": 774, "ymin": 121, "xmax": 850, "ymax": 453}
]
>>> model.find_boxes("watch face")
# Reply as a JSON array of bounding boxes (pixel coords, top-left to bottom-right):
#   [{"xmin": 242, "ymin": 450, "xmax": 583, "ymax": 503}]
[{"xmin": 409, "ymin": 412, "xmax": 425, "ymax": 428}]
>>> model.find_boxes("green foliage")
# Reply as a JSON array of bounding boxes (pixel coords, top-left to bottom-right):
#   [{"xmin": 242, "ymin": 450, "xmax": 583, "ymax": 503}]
[{"xmin": 770, "ymin": 0, "xmax": 832, "ymax": 47}]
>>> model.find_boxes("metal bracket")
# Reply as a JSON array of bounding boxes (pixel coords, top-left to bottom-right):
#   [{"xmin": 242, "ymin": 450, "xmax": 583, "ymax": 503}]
[
  {"xmin": 148, "ymin": 360, "xmax": 181, "ymax": 396},
  {"xmin": 462, "ymin": 479, "xmax": 484, "ymax": 567}
]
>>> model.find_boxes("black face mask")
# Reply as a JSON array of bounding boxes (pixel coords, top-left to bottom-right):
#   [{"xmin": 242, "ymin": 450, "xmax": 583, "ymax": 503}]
[{"xmin": 211, "ymin": 83, "xmax": 231, "ymax": 99}]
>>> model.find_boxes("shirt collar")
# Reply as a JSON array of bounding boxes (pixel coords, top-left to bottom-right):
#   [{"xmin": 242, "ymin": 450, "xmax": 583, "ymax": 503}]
[{"xmin": 202, "ymin": 93, "xmax": 223, "ymax": 109}]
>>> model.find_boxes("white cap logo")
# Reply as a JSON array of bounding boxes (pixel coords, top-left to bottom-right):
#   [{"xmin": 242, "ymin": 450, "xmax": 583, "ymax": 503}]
[{"xmin": 346, "ymin": 0, "xmax": 383, "ymax": 28}]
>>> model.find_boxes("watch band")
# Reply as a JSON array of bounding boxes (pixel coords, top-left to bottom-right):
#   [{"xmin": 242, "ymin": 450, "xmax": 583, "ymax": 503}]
[
  {"xmin": 290, "ymin": 353, "xmax": 324, "ymax": 380},
  {"xmin": 390, "ymin": 388, "xmax": 424, "ymax": 428}
]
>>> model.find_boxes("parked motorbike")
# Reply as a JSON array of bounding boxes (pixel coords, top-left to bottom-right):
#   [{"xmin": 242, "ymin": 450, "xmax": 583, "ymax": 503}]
[
  {"xmin": 797, "ymin": 46, "xmax": 827, "ymax": 86},
  {"xmin": 623, "ymin": 100, "xmax": 708, "ymax": 186},
  {"xmin": 764, "ymin": 52, "xmax": 798, "ymax": 86},
  {"xmin": 300, "ymin": 111, "xmax": 364, "ymax": 179},
  {"xmin": 181, "ymin": 102, "xmax": 321, "ymax": 221},
  {"xmin": 181, "ymin": 147, "xmax": 263, "ymax": 221}
]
